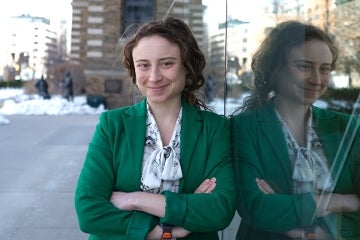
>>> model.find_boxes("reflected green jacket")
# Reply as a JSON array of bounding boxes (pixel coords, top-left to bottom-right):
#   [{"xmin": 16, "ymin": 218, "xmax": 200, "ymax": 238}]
[
  {"xmin": 75, "ymin": 98, "xmax": 236, "ymax": 240},
  {"xmin": 231, "ymin": 100, "xmax": 360, "ymax": 240}
]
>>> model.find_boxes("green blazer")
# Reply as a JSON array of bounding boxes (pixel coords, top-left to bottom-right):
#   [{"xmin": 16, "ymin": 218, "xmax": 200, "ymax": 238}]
[
  {"xmin": 75, "ymin": 98, "xmax": 236, "ymax": 240},
  {"xmin": 230, "ymin": 100, "xmax": 360, "ymax": 240}
]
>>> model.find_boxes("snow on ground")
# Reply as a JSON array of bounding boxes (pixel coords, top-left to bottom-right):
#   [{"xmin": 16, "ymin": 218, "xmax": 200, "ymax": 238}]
[
  {"xmin": 0, "ymin": 88, "xmax": 105, "ymax": 125},
  {"xmin": 0, "ymin": 87, "xmax": 330, "ymax": 125}
]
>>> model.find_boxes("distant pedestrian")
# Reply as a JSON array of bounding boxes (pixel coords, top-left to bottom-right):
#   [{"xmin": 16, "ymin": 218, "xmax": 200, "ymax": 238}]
[
  {"xmin": 35, "ymin": 75, "xmax": 50, "ymax": 99},
  {"xmin": 61, "ymin": 71, "xmax": 73, "ymax": 101},
  {"xmin": 205, "ymin": 74, "xmax": 214, "ymax": 102}
]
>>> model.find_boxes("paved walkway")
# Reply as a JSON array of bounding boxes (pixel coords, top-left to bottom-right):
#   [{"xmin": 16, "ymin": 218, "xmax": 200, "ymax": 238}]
[{"xmin": 0, "ymin": 114, "xmax": 239, "ymax": 240}]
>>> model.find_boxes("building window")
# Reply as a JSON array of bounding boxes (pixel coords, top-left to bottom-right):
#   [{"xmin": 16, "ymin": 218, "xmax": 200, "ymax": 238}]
[
  {"xmin": 88, "ymin": 5, "xmax": 104, "ymax": 12},
  {"xmin": 87, "ymin": 40, "xmax": 103, "ymax": 46},
  {"xmin": 87, "ymin": 51, "xmax": 102, "ymax": 58},
  {"xmin": 87, "ymin": 28, "xmax": 103, "ymax": 35},
  {"xmin": 123, "ymin": 0, "xmax": 154, "ymax": 36},
  {"xmin": 88, "ymin": 17, "xmax": 104, "ymax": 24}
]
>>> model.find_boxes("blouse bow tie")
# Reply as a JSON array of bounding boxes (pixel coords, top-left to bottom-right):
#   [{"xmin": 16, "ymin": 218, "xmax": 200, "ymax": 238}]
[{"xmin": 292, "ymin": 148, "xmax": 333, "ymax": 192}]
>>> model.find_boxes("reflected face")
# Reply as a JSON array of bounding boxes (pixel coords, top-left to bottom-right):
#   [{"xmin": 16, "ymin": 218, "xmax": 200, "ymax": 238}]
[
  {"xmin": 275, "ymin": 40, "xmax": 333, "ymax": 106},
  {"xmin": 132, "ymin": 35, "xmax": 186, "ymax": 106}
]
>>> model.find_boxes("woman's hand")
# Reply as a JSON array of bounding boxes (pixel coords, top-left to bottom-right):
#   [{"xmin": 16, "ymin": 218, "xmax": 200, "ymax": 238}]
[
  {"xmin": 284, "ymin": 226, "xmax": 332, "ymax": 240},
  {"xmin": 195, "ymin": 177, "xmax": 216, "ymax": 193},
  {"xmin": 110, "ymin": 177, "xmax": 217, "ymax": 211},
  {"xmin": 256, "ymin": 178, "xmax": 307, "ymax": 239},
  {"xmin": 110, "ymin": 178, "xmax": 217, "ymax": 239},
  {"xmin": 110, "ymin": 191, "xmax": 135, "ymax": 211},
  {"xmin": 256, "ymin": 178, "xmax": 275, "ymax": 194},
  {"xmin": 316, "ymin": 193, "xmax": 360, "ymax": 217},
  {"xmin": 146, "ymin": 225, "xmax": 198, "ymax": 239},
  {"xmin": 256, "ymin": 178, "xmax": 360, "ymax": 238},
  {"xmin": 171, "ymin": 177, "xmax": 217, "ymax": 238}
]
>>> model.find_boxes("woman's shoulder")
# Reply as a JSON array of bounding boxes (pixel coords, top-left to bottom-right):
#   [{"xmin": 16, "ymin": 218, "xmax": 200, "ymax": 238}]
[
  {"xmin": 183, "ymin": 101, "xmax": 228, "ymax": 122},
  {"xmin": 98, "ymin": 103, "xmax": 144, "ymax": 127},
  {"xmin": 230, "ymin": 109, "xmax": 257, "ymax": 119},
  {"xmin": 312, "ymin": 106, "xmax": 351, "ymax": 122},
  {"xmin": 197, "ymin": 109, "xmax": 230, "ymax": 126},
  {"xmin": 101, "ymin": 100, "xmax": 145, "ymax": 117},
  {"xmin": 199, "ymin": 108, "xmax": 226, "ymax": 118},
  {"xmin": 229, "ymin": 107, "xmax": 264, "ymax": 126},
  {"xmin": 100, "ymin": 105, "xmax": 132, "ymax": 118}
]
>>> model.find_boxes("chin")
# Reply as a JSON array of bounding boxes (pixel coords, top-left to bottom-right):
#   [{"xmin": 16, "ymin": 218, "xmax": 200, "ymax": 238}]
[
  {"xmin": 302, "ymin": 98, "xmax": 317, "ymax": 106},
  {"xmin": 147, "ymin": 96, "xmax": 167, "ymax": 104}
]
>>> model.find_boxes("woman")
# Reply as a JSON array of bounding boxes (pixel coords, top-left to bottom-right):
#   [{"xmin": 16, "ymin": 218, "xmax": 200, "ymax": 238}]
[
  {"xmin": 231, "ymin": 21, "xmax": 360, "ymax": 240},
  {"xmin": 75, "ymin": 17, "xmax": 236, "ymax": 240}
]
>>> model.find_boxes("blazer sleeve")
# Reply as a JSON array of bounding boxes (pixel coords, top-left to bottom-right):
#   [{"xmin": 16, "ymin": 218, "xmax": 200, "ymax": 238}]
[
  {"xmin": 230, "ymin": 113, "xmax": 317, "ymax": 232},
  {"xmin": 160, "ymin": 114, "xmax": 237, "ymax": 232},
  {"xmin": 74, "ymin": 112, "xmax": 157, "ymax": 239}
]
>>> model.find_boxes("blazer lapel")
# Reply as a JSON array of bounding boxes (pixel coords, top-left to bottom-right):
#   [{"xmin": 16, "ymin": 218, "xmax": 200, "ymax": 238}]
[
  {"xmin": 178, "ymin": 100, "xmax": 202, "ymax": 192},
  {"xmin": 257, "ymin": 102, "xmax": 293, "ymax": 189},
  {"xmin": 312, "ymin": 107, "xmax": 344, "ymax": 180},
  {"xmin": 123, "ymin": 99, "xmax": 147, "ymax": 189}
]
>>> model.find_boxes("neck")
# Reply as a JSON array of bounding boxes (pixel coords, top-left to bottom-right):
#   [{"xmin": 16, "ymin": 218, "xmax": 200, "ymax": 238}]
[
  {"xmin": 274, "ymin": 96, "xmax": 310, "ymax": 123},
  {"xmin": 147, "ymin": 99, "xmax": 182, "ymax": 146},
  {"xmin": 274, "ymin": 96, "xmax": 311, "ymax": 146},
  {"xmin": 147, "ymin": 99, "xmax": 182, "ymax": 122}
]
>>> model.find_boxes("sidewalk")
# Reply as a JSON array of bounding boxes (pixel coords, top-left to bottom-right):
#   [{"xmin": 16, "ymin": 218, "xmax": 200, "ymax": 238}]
[
  {"xmin": 0, "ymin": 115, "xmax": 98, "ymax": 240},
  {"xmin": 0, "ymin": 114, "xmax": 239, "ymax": 240}
]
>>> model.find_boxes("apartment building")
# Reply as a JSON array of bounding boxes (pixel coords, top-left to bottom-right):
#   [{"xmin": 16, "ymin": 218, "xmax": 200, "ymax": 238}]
[{"xmin": 2, "ymin": 15, "xmax": 60, "ymax": 81}]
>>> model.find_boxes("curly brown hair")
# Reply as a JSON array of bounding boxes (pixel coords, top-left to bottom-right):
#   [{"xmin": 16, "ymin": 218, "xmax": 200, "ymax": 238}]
[
  {"xmin": 118, "ymin": 17, "xmax": 207, "ymax": 110},
  {"xmin": 240, "ymin": 20, "xmax": 338, "ymax": 112}
]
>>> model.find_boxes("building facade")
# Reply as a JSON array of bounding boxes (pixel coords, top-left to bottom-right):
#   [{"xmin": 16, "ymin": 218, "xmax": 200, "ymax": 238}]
[
  {"xmin": 70, "ymin": 0, "xmax": 205, "ymax": 109},
  {"xmin": 1, "ymin": 15, "xmax": 63, "ymax": 81}
]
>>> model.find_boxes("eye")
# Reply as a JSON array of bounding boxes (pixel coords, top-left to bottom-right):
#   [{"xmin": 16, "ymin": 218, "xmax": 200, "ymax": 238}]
[
  {"xmin": 160, "ymin": 61, "xmax": 174, "ymax": 69},
  {"xmin": 320, "ymin": 66, "xmax": 331, "ymax": 73},
  {"xmin": 136, "ymin": 63, "xmax": 150, "ymax": 70},
  {"xmin": 295, "ymin": 63, "xmax": 312, "ymax": 71}
]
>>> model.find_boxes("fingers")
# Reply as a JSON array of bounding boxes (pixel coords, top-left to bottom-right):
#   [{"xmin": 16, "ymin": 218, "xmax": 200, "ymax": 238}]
[
  {"xmin": 328, "ymin": 193, "xmax": 360, "ymax": 213},
  {"xmin": 195, "ymin": 177, "xmax": 216, "ymax": 193},
  {"xmin": 256, "ymin": 178, "xmax": 275, "ymax": 194},
  {"xmin": 110, "ymin": 192, "xmax": 118, "ymax": 202},
  {"xmin": 344, "ymin": 194, "xmax": 360, "ymax": 212}
]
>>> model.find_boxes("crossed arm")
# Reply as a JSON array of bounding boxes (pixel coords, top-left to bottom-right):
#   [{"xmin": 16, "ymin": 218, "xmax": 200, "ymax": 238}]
[
  {"xmin": 256, "ymin": 178, "xmax": 360, "ymax": 239},
  {"xmin": 110, "ymin": 178, "xmax": 217, "ymax": 239}
]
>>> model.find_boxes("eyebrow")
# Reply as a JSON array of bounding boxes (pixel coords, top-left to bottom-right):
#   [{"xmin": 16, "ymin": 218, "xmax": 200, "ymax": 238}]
[
  {"xmin": 134, "ymin": 57, "xmax": 178, "ymax": 63},
  {"xmin": 292, "ymin": 59, "xmax": 331, "ymax": 65}
]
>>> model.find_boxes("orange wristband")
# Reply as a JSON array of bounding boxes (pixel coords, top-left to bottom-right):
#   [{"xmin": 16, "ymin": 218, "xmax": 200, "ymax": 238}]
[{"xmin": 159, "ymin": 222, "xmax": 173, "ymax": 240}]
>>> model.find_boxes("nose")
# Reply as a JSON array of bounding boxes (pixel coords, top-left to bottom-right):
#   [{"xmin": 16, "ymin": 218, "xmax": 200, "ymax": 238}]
[
  {"xmin": 309, "ymin": 68, "xmax": 321, "ymax": 84},
  {"xmin": 149, "ymin": 66, "xmax": 161, "ymax": 82}
]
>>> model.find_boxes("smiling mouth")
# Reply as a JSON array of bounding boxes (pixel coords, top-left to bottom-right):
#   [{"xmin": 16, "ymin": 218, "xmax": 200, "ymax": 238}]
[
  {"xmin": 302, "ymin": 87, "xmax": 320, "ymax": 93},
  {"xmin": 149, "ymin": 86, "xmax": 165, "ymax": 90},
  {"xmin": 148, "ymin": 84, "xmax": 169, "ymax": 89},
  {"xmin": 148, "ymin": 86, "xmax": 168, "ymax": 93}
]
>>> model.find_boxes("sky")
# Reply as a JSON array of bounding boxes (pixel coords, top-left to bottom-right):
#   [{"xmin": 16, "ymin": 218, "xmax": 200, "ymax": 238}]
[
  {"xmin": 203, "ymin": 0, "xmax": 270, "ymax": 22},
  {"xmin": 0, "ymin": 0, "xmax": 273, "ymax": 39},
  {"xmin": 1, "ymin": 0, "xmax": 269, "ymax": 26},
  {"xmin": 1, "ymin": 0, "xmax": 72, "ymax": 21}
]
